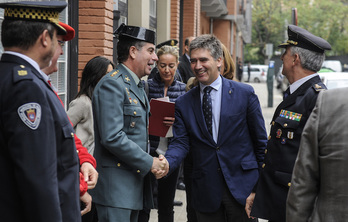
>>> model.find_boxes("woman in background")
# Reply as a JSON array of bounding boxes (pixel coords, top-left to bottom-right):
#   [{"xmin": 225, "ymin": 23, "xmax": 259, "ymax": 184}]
[{"xmin": 67, "ymin": 56, "xmax": 114, "ymax": 222}]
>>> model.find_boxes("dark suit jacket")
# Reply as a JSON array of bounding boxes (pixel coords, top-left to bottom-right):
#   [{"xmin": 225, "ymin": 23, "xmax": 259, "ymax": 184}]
[
  {"xmin": 177, "ymin": 54, "xmax": 194, "ymax": 83},
  {"xmin": 165, "ymin": 77, "xmax": 267, "ymax": 213},
  {"xmin": 0, "ymin": 54, "xmax": 80, "ymax": 222},
  {"xmin": 251, "ymin": 75, "xmax": 326, "ymax": 221}
]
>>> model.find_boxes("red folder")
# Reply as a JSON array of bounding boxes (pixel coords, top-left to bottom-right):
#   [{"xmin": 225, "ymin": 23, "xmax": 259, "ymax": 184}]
[{"xmin": 149, "ymin": 99, "xmax": 175, "ymax": 137}]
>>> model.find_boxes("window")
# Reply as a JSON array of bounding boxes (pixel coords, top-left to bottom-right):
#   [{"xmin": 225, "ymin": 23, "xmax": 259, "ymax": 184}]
[{"xmin": 150, "ymin": 0, "xmax": 156, "ymax": 17}]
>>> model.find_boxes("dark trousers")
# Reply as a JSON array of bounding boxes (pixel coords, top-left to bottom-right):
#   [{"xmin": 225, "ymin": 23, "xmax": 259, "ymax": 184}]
[
  {"xmin": 81, "ymin": 202, "xmax": 98, "ymax": 222},
  {"xmin": 184, "ymin": 152, "xmax": 198, "ymax": 222},
  {"xmin": 138, "ymin": 167, "xmax": 180, "ymax": 222},
  {"xmin": 195, "ymin": 183, "xmax": 256, "ymax": 222}
]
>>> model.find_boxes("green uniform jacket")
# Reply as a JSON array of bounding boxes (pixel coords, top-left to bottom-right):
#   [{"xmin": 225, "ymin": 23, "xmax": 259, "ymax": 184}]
[{"xmin": 91, "ymin": 64, "xmax": 153, "ymax": 210}]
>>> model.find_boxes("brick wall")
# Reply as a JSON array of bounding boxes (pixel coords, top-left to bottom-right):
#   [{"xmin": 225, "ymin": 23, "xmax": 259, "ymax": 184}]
[
  {"xmin": 78, "ymin": 0, "xmax": 114, "ymax": 85},
  {"xmin": 170, "ymin": 0, "xmax": 180, "ymax": 41}
]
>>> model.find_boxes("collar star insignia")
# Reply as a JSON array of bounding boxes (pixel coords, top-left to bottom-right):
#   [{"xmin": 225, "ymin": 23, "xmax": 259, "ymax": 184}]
[{"xmin": 125, "ymin": 76, "xmax": 130, "ymax": 82}]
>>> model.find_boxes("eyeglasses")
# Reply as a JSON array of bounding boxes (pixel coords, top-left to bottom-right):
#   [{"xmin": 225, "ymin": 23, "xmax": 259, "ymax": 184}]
[{"xmin": 57, "ymin": 40, "xmax": 65, "ymax": 47}]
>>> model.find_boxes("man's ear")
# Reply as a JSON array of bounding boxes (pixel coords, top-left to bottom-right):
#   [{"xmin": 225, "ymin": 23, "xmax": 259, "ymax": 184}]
[
  {"xmin": 40, "ymin": 30, "xmax": 50, "ymax": 47},
  {"xmin": 129, "ymin": 46, "xmax": 137, "ymax": 59},
  {"xmin": 217, "ymin": 57, "xmax": 223, "ymax": 68}
]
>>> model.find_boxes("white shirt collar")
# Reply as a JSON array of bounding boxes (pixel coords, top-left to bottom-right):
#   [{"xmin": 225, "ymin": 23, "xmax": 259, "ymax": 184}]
[{"xmin": 289, "ymin": 73, "xmax": 318, "ymax": 94}]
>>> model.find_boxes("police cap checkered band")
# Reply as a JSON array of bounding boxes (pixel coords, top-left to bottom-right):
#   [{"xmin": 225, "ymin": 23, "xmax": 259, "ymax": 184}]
[{"xmin": 0, "ymin": 1, "xmax": 67, "ymax": 35}]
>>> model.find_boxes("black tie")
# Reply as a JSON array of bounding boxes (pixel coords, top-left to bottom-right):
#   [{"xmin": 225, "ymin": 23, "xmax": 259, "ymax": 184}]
[
  {"xmin": 283, "ymin": 87, "xmax": 290, "ymax": 100},
  {"xmin": 203, "ymin": 86, "xmax": 213, "ymax": 135}
]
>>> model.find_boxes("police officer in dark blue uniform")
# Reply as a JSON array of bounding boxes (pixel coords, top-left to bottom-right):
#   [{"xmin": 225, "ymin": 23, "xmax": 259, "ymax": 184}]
[
  {"xmin": 0, "ymin": 2, "xmax": 80, "ymax": 222},
  {"xmin": 250, "ymin": 25, "xmax": 332, "ymax": 222}
]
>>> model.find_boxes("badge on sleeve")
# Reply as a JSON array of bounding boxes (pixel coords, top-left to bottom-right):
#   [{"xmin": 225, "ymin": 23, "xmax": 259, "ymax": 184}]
[{"xmin": 17, "ymin": 103, "xmax": 41, "ymax": 130}]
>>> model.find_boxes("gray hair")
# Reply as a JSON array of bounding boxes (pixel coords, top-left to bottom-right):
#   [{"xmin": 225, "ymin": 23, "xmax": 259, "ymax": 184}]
[
  {"xmin": 189, "ymin": 34, "xmax": 223, "ymax": 61},
  {"xmin": 290, "ymin": 46, "xmax": 325, "ymax": 73}
]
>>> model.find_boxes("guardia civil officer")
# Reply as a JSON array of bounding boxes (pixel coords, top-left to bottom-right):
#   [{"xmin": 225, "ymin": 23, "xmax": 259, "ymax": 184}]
[
  {"xmin": 0, "ymin": 1, "xmax": 80, "ymax": 221},
  {"xmin": 91, "ymin": 23, "xmax": 168, "ymax": 222},
  {"xmin": 250, "ymin": 25, "xmax": 332, "ymax": 222}
]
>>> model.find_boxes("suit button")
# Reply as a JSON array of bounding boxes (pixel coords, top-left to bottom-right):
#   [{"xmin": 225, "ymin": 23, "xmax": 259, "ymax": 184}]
[
  {"xmin": 284, "ymin": 123, "xmax": 288, "ymax": 127},
  {"xmin": 288, "ymin": 182, "xmax": 291, "ymax": 187},
  {"xmin": 117, "ymin": 163, "xmax": 121, "ymax": 167},
  {"xmin": 137, "ymin": 170, "xmax": 140, "ymax": 173},
  {"xmin": 76, "ymin": 150, "xmax": 79, "ymax": 154},
  {"xmin": 216, "ymin": 147, "xmax": 220, "ymax": 151},
  {"xmin": 262, "ymin": 163, "xmax": 265, "ymax": 168},
  {"xmin": 217, "ymin": 168, "xmax": 221, "ymax": 171}
]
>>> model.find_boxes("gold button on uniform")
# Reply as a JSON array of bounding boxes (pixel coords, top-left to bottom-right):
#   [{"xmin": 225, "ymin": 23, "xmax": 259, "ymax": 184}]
[
  {"xmin": 272, "ymin": 121, "xmax": 275, "ymax": 126},
  {"xmin": 288, "ymin": 183, "xmax": 291, "ymax": 187},
  {"xmin": 133, "ymin": 111, "xmax": 137, "ymax": 115},
  {"xmin": 137, "ymin": 170, "xmax": 140, "ymax": 173},
  {"xmin": 265, "ymin": 149, "xmax": 267, "ymax": 154},
  {"xmin": 262, "ymin": 163, "xmax": 265, "ymax": 168},
  {"xmin": 71, "ymin": 132, "xmax": 74, "ymax": 137},
  {"xmin": 117, "ymin": 163, "xmax": 121, "ymax": 167},
  {"xmin": 284, "ymin": 123, "xmax": 288, "ymax": 127}
]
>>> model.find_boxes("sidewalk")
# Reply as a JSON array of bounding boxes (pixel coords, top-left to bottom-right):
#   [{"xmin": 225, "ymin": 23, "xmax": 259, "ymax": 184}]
[{"xmin": 149, "ymin": 82, "xmax": 282, "ymax": 222}]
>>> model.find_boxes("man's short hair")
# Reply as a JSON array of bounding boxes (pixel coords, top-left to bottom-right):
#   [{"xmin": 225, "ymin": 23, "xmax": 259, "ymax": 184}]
[
  {"xmin": 116, "ymin": 36, "xmax": 146, "ymax": 64},
  {"xmin": 1, "ymin": 20, "xmax": 55, "ymax": 50},
  {"xmin": 189, "ymin": 34, "xmax": 223, "ymax": 61},
  {"xmin": 290, "ymin": 46, "xmax": 325, "ymax": 73}
]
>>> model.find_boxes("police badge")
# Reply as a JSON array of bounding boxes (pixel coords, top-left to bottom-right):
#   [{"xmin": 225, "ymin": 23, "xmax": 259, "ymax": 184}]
[{"xmin": 18, "ymin": 103, "xmax": 42, "ymax": 130}]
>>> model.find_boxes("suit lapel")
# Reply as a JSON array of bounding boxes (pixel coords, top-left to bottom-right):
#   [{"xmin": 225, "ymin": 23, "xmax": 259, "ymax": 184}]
[{"xmin": 217, "ymin": 78, "xmax": 233, "ymax": 145}]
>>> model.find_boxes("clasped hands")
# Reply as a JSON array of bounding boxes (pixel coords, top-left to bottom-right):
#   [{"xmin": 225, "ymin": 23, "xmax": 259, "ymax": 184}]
[{"xmin": 151, "ymin": 154, "xmax": 169, "ymax": 179}]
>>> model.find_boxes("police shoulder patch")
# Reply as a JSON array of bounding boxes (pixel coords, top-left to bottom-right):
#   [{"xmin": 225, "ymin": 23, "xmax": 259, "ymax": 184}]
[{"xmin": 17, "ymin": 103, "xmax": 42, "ymax": 130}]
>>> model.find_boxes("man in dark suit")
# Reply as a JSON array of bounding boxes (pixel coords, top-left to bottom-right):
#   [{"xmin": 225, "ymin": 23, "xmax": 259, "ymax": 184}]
[
  {"xmin": 161, "ymin": 34, "xmax": 267, "ymax": 222},
  {"xmin": 0, "ymin": 1, "xmax": 81, "ymax": 221},
  {"xmin": 177, "ymin": 36, "xmax": 195, "ymax": 83},
  {"xmin": 250, "ymin": 25, "xmax": 332, "ymax": 222}
]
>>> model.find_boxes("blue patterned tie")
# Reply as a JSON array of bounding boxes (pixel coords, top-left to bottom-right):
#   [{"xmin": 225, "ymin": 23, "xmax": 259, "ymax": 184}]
[{"xmin": 203, "ymin": 86, "xmax": 213, "ymax": 135}]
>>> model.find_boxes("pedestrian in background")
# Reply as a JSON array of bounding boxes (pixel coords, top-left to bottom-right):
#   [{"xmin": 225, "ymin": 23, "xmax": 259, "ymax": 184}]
[
  {"xmin": 0, "ymin": 1, "xmax": 81, "ymax": 221},
  {"xmin": 251, "ymin": 25, "xmax": 331, "ymax": 222},
  {"xmin": 177, "ymin": 36, "xmax": 196, "ymax": 83},
  {"xmin": 67, "ymin": 56, "xmax": 114, "ymax": 156},
  {"xmin": 162, "ymin": 34, "xmax": 267, "ymax": 222},
  {"xmin": 91, "ymin": 23, "xmax": 168, "ymax": 222}
]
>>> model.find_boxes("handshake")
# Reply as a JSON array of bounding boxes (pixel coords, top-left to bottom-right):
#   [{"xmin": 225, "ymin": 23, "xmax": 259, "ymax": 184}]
[{"xmin": 151, "ymin": 154, "xmax": 169, "ymax": 179}]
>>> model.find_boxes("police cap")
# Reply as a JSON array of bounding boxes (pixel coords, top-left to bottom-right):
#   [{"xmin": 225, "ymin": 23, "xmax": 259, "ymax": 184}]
[
  {"xmin": 278, "ymin": 25, "xmax": 331, "ymax": 53},
  {"xmin": 156, "ymin": 39, "xmax": 178, "ymax": 49},
  {"xmin": 0, "ymin": 1, "xmax": 67, "ymax": 35},
  {"xmin": 114, "ymin": 23, "xmax": 156, "ymax": 45}
]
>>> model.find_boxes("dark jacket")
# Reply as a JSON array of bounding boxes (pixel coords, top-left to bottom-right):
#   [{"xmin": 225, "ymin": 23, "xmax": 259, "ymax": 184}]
[
  {"xmin": 0, "ymin": 54, "xmax": 80, "ymax": 222},
  {"xmin": 165, "ymin": 77, "xmax": 267, "ymax": 212},
  {"xmin": 177, "ymin": 54, "xmax": 194, "ymax": 83},
  {"xmin": 251, "ymin": 75, "xmax": 326, "ymax": 222},
  {"xmin": 147, "ymin": 72, "xmax": 186, "ymax": 155}
]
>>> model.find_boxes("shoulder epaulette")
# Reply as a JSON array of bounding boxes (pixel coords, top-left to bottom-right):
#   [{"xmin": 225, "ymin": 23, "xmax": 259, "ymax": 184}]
[
  {"xmin": 12, "ymin": 64, "xmax": 33, "ymax": 83},
  {"xmin": 312, "ymin": 83, "xmax": 326, "ymax": 92}
]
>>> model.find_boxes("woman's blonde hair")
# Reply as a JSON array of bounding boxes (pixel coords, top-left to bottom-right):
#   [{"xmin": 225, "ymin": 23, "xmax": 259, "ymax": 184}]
[
  {"xmin": 221, "ymin": 43, "xmax": 235, "ymax": 80},
  {"xmin": 157, "ymin": 45, "xmax": 179, "ymax": 62}
]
